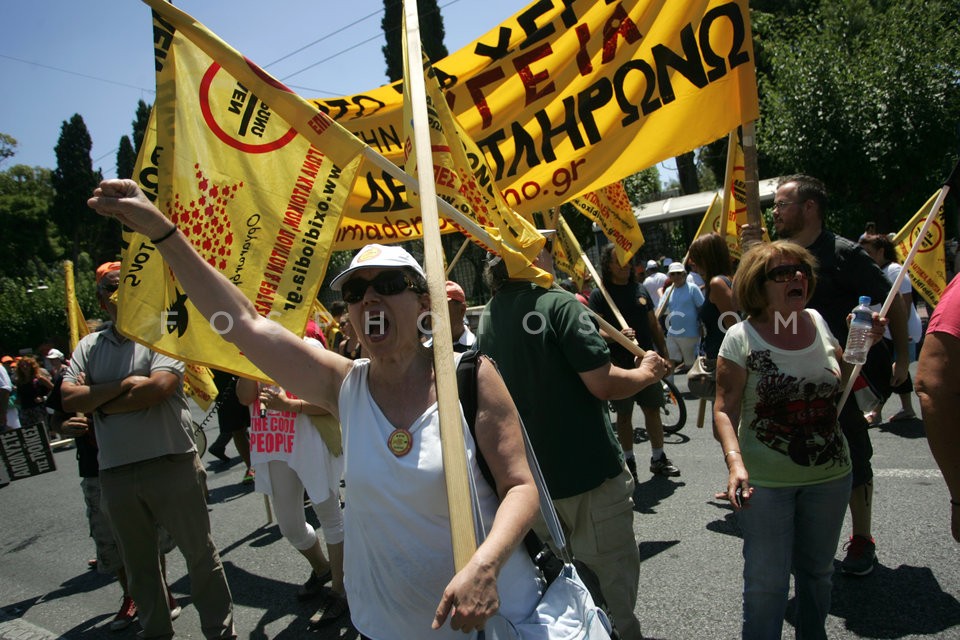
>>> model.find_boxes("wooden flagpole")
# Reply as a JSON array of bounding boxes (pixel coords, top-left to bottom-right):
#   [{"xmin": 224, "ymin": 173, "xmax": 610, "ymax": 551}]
[
  {"xmin": 558, "ymin": 217, "xmax": 630, "ymax": 331},
  {"xmin": 836, "ymin": 175, "xmax": 955, "ymax": 414},
  {"xmin": 445, "ymin": 238, "xmax": 471, "ymax": 276},
  {"xmin": 402, "ymin": 0, "xmax": 476, "ymax": 570},
  {"xmin": 557, "ymin": 218, "xmax": 647, "ymax": 358},
  {"xmin": 741, "ymin": 121, "xmax": 762, "ymax": 227}
]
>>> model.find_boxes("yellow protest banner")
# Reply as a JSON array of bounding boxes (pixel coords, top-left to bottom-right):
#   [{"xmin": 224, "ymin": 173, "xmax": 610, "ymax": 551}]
[
  {"xmin": 401, "ymin": 52, "xmax": 551, "ymax": 286},
  {"xmin": 569, "ymin": 181, "xmax": 644, "ymax": 266},
  {"xmin": 182, "ymin": 364, "xmax": 218, "ymax": 412},
  {"xmin": 554, "ymin": 216, "xmax": 590, "ymax": 289},
  {"xmin": 120, "ymin": 3, "xmax": 365, "ymax": 377},
  {"xmin": 694, "ymin": 193, "xmax": 726, "ymax": 243},
  {"xmin": 723, "ymin": 131, "xmax": 748, "ymax": 259},
  {"xmin": 893, "ymin": 191, "xmax": 947, "ymax": 308},
  {"xmin": 64, "ymin": 261, "xmax": 89, "ymax": 352},
  {"xmin": 320, "ymin": 0, "xmax": 758, "ymax": 247}
]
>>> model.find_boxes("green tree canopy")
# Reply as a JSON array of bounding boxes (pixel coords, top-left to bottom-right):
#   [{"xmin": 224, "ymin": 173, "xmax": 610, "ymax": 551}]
[
  {"xmin": 51, "ymin": 114, "xmax": 117, "ymax": 263},
  {"xmin": 0, "ymin": 165, "xmax": 59, "ymax": 278},
  {"xmin": 116, "ymin": 135, "xmax": 136, "ymax": 180},
  {"xmin": 0, "ymin": 133, "xmax": 17, "ymax": 168},
  {"xmin": 381, "ymin": 0, "xmax": 449, "ymax": 82},
  {"xmin": 132, "ymin": 99, "xmax": 151, "ymax": 155},
  {"xmin": 754, "ymin": 0, "xmax": 960, "ymax": 236}
]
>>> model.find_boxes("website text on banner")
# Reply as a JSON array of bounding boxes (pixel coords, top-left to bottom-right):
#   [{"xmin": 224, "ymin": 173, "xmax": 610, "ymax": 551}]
[{"xmin": 321, "ymin": 0, "xmax": 759, "ymax": 249}]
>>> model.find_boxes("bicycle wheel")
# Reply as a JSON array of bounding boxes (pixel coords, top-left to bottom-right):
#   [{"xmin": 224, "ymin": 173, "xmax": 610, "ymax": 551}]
[
  {"xmin": 660, "ymin": 378, "xmax": 686, "ymax": 434},
  {"xmin": 192, "ymin": 422, "xmax": 207, "ymax": 458}
]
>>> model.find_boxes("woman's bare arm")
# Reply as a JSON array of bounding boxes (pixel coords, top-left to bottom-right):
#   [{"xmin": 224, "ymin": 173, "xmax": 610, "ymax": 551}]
[{"xmin": 87, "ymin": 179, "xmax": 351, "ymax": 412}]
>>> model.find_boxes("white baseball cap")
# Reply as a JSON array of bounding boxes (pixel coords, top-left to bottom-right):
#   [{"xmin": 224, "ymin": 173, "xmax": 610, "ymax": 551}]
[
  {"xmin": 330, "ymin": 244, "xmax": 426, "ymax": 291},
  {"xmin": 668, "ymin": 261, "xmax": 686, "ymax": 274},
  {"xmin": 645, "ymin": 259, "xmax": 658, "ymax": 270},
  {"xmin": 45, "ymin": 348, "xmax": 65, "ymax": 361}
]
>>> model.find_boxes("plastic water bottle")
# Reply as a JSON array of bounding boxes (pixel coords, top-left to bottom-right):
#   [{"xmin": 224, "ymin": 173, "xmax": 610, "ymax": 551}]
[{"xmin": 843, "ymin": 296, "xmax": 873, "ymax": 365}]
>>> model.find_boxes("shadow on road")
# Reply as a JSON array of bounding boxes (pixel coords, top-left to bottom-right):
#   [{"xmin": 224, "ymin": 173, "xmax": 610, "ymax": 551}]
[
  {"xmin": 782, "ymin": 562, "xmax": 960, "ymax": 638},
  {"xmin": 704, "ymin": 499, "xmax": 743, "ymax": 539},
  {"xmin": 1, "ymin": 569, "xmax": 118, "ymax": 638},
  {"xmin": 633, "ymin": 475, "xmax": 684, "ymax": 514},
  {"xmin": 178, "ymin": 562, "xmax": 359, "ymax": 640},
  {"xmin": 876, "ymin": 417, "xmax": 926, "ymax": 440},
  {"xmin": 638, "ymin": 540, "xmax": 680, "ymax": 564}
]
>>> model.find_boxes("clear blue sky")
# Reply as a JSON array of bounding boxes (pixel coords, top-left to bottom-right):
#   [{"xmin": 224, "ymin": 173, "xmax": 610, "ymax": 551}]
[{"xmin": 0, "ymin": 0, "xmax": 527, "ymax": 178}]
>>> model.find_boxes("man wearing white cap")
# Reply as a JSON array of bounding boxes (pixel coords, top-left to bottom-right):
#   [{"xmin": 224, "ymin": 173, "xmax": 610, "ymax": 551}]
[
  {"xmin": 642, "ymin": 259, "xmax": 668, "ymax": 307},
  {"xmin": 661, "ymin": 261, "xmax": 704, "ymax": 373},
  {"xmin": 43, "ymin": 348, "xmax": 68, "ymax": 441}
]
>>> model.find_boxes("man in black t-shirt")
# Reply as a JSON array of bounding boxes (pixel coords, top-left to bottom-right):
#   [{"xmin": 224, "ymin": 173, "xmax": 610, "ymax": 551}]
[
  {"xmin": 744, "ymin": 174, "xmax": 909, "ymax": 576},
  {"xmin": 589, "ymin": 245, "xmax": 678, "ymax": 481}
]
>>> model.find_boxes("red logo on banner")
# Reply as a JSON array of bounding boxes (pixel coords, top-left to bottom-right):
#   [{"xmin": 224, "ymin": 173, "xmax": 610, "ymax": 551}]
[{"xmin": 199, "ymin": 63, "xmax": 297, "ymax": 153}]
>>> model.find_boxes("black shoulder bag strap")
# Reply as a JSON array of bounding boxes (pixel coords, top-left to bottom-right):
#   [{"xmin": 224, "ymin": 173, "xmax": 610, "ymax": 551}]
[{"xmin": 456, "ymin": 350, "xmax": 564, "ymax": 582}]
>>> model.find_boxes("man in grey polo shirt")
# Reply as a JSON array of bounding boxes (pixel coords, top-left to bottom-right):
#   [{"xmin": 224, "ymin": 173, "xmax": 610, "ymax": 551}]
[{"xmin": 62, "ymin": 262, "xmax": 235, "ymax": 639}]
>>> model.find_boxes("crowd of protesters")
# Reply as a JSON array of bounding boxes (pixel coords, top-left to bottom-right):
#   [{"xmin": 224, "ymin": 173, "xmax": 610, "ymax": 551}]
[{"xmin": 3, "ymin": 172, "xmax": 955, "ymax": 639}]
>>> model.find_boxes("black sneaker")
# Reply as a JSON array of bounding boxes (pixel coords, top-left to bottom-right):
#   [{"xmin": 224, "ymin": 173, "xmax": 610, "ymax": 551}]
[
  {"xmin": 625, "ymin": 457, "xmax": 639, "ymax": 484},
  {"xmin": 297, "ymin": 568, "xmax": 332, "ymax": 600},
  {"xmin": 840, "ymin": 535, "xmax": 876, "ymax": 576},
  {"xmin": 208, "ymin": 444, "xmax": 230, "ymax": 463},
  {"xmin": 650, "ymin": 454, "xmax": 681, "ymax": 477}
]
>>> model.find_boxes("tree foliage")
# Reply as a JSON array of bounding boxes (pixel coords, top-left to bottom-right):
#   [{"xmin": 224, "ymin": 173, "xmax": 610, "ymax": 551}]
[
  {"xmin": 132, "ymin": 99, "xmax": 152, "ymax": 155},
  {"xmin": 381, "ymin": 0, "xmax": 449, "ymax": 82},
  {"xmin": 0, "ymin": 165, "xmax": 59, "ymax": 278},
  {"xmin": 0, "ymin": 133, "xmax": 17, "ymax": 168},
  {"xmin": 116, "ymin": 135, "xmax": 136, "ymax": 180},
  {"xmin": 622, "ymin": 167, "xmax": 662, "ymax": 206},
  {"xmin": 0, "ymin": 254, "xmax": 102, "ymax": 355},
  {"xmin": 51, "ymin": 115, "xmax": 99, "ymax": 261},
  {"xmin": 754, "ymin": 0, "xmax": 960, "ymax": 236}
]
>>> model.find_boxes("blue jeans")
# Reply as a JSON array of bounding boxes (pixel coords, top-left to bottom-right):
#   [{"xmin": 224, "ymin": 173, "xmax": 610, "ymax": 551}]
[{"xmin": 737, "ymin": 474, "xmax": 851, "ymax": 640}]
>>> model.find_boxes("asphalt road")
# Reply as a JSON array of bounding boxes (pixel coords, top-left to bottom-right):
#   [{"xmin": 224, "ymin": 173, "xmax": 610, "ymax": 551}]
[{"xmin": 1, "ymin": 368, "xmax": 957, "ymax": 639}]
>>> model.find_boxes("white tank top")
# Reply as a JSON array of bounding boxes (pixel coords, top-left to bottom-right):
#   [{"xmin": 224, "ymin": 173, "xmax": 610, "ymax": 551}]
[{"xmin": 339, "ymin": 358, "xmax": 540, "ymax": 639}]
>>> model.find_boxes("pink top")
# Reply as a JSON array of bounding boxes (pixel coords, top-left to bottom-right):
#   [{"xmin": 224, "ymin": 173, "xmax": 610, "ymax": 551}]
[{"xmin": 926, "ymin": 276, "xmax": 960, "ymax": 339}]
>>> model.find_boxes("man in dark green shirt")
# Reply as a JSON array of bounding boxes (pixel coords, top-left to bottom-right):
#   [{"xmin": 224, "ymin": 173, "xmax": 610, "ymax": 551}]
[{"xmin": 479, "ymin": 246, "xmax": 668, "ymax": 640}]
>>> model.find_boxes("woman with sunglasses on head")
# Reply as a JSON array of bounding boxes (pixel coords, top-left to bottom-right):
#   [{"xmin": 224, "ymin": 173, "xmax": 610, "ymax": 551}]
[
  {"xmin": 87, "ymin": 179, "xmax": 541, "ymax": 639},
  {"xmin": 713, "ymin": 240, "xmax": 866, "ymax": 640}
]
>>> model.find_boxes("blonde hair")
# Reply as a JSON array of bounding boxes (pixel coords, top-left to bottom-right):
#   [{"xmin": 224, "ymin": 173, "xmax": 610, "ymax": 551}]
[{"xmin": 734, "ymin": 241, "xmax": 818, "ymax": 318}]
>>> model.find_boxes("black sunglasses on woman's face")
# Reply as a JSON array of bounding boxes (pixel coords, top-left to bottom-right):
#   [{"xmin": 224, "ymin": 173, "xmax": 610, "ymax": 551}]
[
  {"xmin": 765, "ymin": 263, "xmax": 812, "ymax": 283},
  {"xmin": 341, "ymin": 271, "xmax": 412, "ymax": 304}
]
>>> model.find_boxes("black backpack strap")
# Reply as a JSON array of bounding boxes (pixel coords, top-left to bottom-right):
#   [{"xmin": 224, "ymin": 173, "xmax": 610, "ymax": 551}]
[{"xmin": 455, "ymin": 350, "xmax": 555, "ymax": 573}]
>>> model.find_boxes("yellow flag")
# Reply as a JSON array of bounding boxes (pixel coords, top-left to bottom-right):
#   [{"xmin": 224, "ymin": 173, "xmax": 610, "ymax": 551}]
[
  {"xmin": 569, "ymin": 182, "xmax": 644, "ymax": 266},
  {"xmin": 182, "ymin": 364, "xmax": 218, "ymax": 412},
  {"xmin": 320, "ymin": 0, "xmax": 759, "ymax": 240},
  {"xmin": 312, "ymin": 301, "xmax": 334, "ymax": 327},
  {"xmin": 893, "ymin": 191, "xmax": 947, "ymax": 308},
  {"xmin": 723, "ymin": 133, "xmax": 748, "ymax": 258},
  {"xmin": 64, "ymin": 261, "xmax": 89, "ymax": 352},
  {"xmin": 695, "ymin": 191, "xmax": 766, "ymax": 259},
  {"xmin": 694, "ymin": 194, "xmax": 725, "ymax": 243},
  {"xmin": 554, "ymin": 217, "xmax": 589, "ymax": 289},
  {"xmin": 121, "ymin": 2, "xmax": 365, "ymax": 378},
  {"xmin": 401, "ymin": 46, "xmax": 551, "ymax": 287}
]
